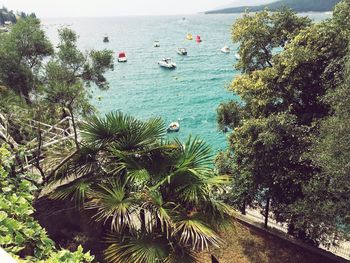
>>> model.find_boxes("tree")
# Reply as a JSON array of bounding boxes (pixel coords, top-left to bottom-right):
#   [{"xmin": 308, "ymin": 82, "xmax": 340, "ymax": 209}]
[
  {"xmin": 232, "ymin": 8, "xmax": 311, "ymax": 73},
  {"xmin": 293, "ymin": 51, "xmax": 350, "ymax": 245},
  {"xmin": 0, "ymin": 17, "xmax": 53, "ymax": 103},
  {"xmin": 47, "ymin": 112, "xmax": 232, "ymax": 263},
  {"xmin": 216, "ymin": 0, "xmax": 350, "ymax": 243},
  {"xmin": 43, "ymin": 27, "xmax": 114, "ymax": 148}
]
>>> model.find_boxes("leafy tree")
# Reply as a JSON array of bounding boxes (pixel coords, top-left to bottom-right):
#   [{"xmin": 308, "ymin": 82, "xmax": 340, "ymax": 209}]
[
  {"xmin": 216, "ymin": 0, "xmax": 350, "ymax": 243},
  {"xmin": 43, "ymin": 27, "xmax": 114, "ymax": 148},
  {"xmin": 232, "ymin": 9, "xmax": 311, "ymax": 73},
  {"xmin": 47, "ymin": 112, "xmax": 232, "ymax": 263},
  {"xmin": 0, "ymin": 17, "xmax": 53, "ymax": 103},
  {"xmin": 293, "ymin": 52, "xmax": 350, "ymax": 245}
]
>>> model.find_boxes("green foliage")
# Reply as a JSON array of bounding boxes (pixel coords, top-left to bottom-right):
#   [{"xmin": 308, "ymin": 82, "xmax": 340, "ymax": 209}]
[
  {"xmin": 49, "ymin": 112, "xmax": 233, "ymax": 263},
  {"xmin": 0, "ymin": 146, "xmax": 93, "ymax": 262},
  {"xmin": 294, "ymin": 53, "xmax": 350, "ymax": 244},
  {"xmin": 206, "ymin": 0, "xmax": 341, "ymax": 14},
  {"xmin": 0, "ymin": 17, "xmax": 53, "ymax": 102},
  {"xmin": 217, "ymin": 0, "xmax": 350, "ymax": 244},
  {"xmin": 0, "ymin": 17, "xmax": 114, "ymax": 157},
  {"xmin": 232, "ymin": 9, "xmax": 311, "ymax": 73}
]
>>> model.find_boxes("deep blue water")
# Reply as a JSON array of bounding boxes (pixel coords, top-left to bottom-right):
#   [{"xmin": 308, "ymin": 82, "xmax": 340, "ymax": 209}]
[{"xmin": 42, "ymin": 13, "xmax": 331, "ymax": 152}]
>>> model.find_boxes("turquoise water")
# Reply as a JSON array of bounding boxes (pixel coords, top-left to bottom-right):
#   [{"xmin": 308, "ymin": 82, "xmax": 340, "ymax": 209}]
[{"xmin": 42, "ymin": 13, "xmax": 330, "ymax": 152}]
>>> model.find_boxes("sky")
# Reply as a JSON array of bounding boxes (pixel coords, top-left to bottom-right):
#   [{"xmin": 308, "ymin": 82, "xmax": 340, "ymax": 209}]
[{"xmin": 0, "ymin": 0, "xmax": 274, "ymax": 18}]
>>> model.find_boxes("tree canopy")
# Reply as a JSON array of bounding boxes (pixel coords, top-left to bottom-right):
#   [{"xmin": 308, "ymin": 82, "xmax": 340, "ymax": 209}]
[{"xmin": 216, "ymin": 0, "xmax": 350, "ymax": 245}]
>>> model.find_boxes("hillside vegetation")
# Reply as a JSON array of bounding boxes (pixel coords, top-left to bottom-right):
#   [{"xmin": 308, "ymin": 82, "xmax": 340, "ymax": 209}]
[{"xmin": 205, "ymin": 0, "xmax": 340, "ymax": 14}]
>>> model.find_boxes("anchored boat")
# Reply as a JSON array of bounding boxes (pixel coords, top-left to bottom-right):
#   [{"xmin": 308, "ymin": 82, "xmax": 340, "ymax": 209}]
[
  {"xmin": 158, "ymin": 58, "xmax": 176, "ymax": 69},
  {"xmin": 118, "ymin": 52, "xmax": 127, "ymax": 62},
  {"xmin": 167, "ymin": 122, "xmax": 180, "ymax": 132},
  {"xmin": 103, "ymin": 36, "xmax": 109, "ymax": 43},
  {"xmin": 186, "ymin": 34, "xmax": 193, "ymax": 40},
  {"xmin": 154, "ymin": 41, "xmax": 160, "ymax": 47},
  {"xmin": 177, "ymin": 48, "xmax": 187, "ymax": 56},
  {"xmin": 221, "ymin": 46, "xmax": 230, "ymax": 54},
  {"xmin": 196, "ymin": 35, "xmax": 202, "ymax": 43}
]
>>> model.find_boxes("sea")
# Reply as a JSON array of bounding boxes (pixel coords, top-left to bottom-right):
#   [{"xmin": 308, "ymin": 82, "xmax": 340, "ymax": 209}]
[{"xmin": 42, "ymin": 13, "xmax": 331, "ymax": 153}]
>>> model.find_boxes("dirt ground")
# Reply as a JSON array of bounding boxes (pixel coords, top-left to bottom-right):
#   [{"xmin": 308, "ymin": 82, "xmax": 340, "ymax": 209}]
[{"xmin": 199, "ymin": 221, "xmax": 338, "ymax": 263}]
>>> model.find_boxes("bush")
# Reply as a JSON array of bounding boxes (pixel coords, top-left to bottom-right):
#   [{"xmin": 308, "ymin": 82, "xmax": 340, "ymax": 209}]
[{"xmin": 0, "ymin": 146, "xmax": 93, "ymax": 262}]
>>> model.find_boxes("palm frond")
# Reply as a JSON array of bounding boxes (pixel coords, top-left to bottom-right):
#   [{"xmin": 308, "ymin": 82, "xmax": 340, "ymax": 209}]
[
  {"xmin": 85, "ymin": 179, "xmax": 139, "ymax": 232},
  {"xmin": 141, "ymin": 190, "xmax": 175, "ymax": 236},
  {"xmin": 175, "ymin": 136, "xmax": 213, "ymax": 169},
  {"xmin": 164, "ymin": 244, "xmax": 198, "ymax": 263},
  {"xmin": 48, "ymin": 144, "xmax": 102, "ymax": 184},
  {"xmin": 49, "ymin": 178, "xmax": 93, "ymax": 206},
  {"xmin": 174, "ymin": 214, "xmax": 222, "ymax": 251},
  {"xmin": 204, "ymin": 198, "xmax": 235, "ymax": 231},
  {"xmin": 127, "ymin": 169, "xmax": 150, "ymax": 185},
  {"xmin": 104, "ymin": 234, "xmax": 169, "ymax": 263},
  {"xmin": 80, "ymin": 111, "xmax": 166, "ymax": 150}
]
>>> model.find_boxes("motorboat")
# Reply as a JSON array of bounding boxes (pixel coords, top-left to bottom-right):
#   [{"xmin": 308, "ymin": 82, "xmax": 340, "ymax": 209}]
[
  {"xmin": 158, "ymin": 58, "xmax": 176, "ymax": 69},
  {"xmin": 221, "ymin": 46, "xmax": 231, "ymax": 54},
  {"xmin": 103, "ymin": 36, "xmax": 109, "ymax": 43},
  {"xmin": 196, "ymin": 35, "xmax": 202, "ymax": 43},
  {"xmin": 177, "ymin": 48, "xmax": 187, "ymax": 56},
  {"xmin": 154, "ymin": 41, "xmax": 160, "ymax": 47},
  {"xmin": 186, "ymin": 34, "xmax": 193, "ymax": 40},
  {"xmin": 167, "ymin": 122, "xmax": 180, "ymax": 132},
  {"xmin": 235, "ymin": 53, "xmax": 241, "ymax": 60},
  {"xmin": 118, "ymin": 52, "xmax": 127, "ymax": 62}
]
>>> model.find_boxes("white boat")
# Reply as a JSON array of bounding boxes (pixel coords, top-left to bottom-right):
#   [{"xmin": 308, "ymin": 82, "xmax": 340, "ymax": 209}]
[
  {"xmin": 235, "ymin": 53, "xmax": 241, "ymax": 60},
  {"xmin": 177, "ymin": 48, "xmax": 187, "ymax": 56},
  {"xmin": 154, "ymin": 41, "xmax": 160, "ymax": 47},
  {"xmin": 221, "ymin": 46, "xmax": 230, "ymax": 54},
  {"xmin": 158, "ymin": 58, "xmax": 176, "ymax": 69},
  {"xmin": 118, "ymin": 52, "xmax": 127, "ymax": 62},
  {"xmin": 167, "ymin": 122, "xmax": 180, "ymax": 132}
]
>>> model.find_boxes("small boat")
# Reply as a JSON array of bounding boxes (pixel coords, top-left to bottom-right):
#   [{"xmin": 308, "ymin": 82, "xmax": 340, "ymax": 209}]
[
  {"xmin": 186, "ymin": 34, "xmax": 193, "ymax": 40},
  {"xmin": 167, "ymin": 122, "xmax": 180, "ymax": 132},
  {"xmin": 118, "ymin": 52, "xmax": 127, "ymax": 62},
  {"xmin": 154, "ymin": 41, "xmax": 160, "ymax": 47},
  {"xmin": 235, "ymin": 53, "xmax": 241, "ymax": 60},
  {"xmin": 177, "ymin": 48, "xmax": 187, "ymax": 56},
  {"xmin": 103, "ymin": 36, "xmax": 109, "ymax": 43},
  {"xmin": 158, "ymin": 58, "xmax": 176, "ymax": 69},
  {"xmin": 196, "ymin": 35, "xmax": 202, "ymax": 43},
  {"xmin": 221, "ymin": 46, "xmax": 230, "ymax": 54}
]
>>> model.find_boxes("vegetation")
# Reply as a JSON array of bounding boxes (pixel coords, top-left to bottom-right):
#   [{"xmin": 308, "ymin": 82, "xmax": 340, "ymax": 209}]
[
  {"xmin": 0, "ymin": 146, "xmax": 93, "ymax": 262},
  {"xmin": 47, "ymin": 112, "xmax": 233, "ymax": 262},
  {"xmin": 0, "ymin": 6, "xmax": 35, "ymax": 25},
  {"xmin": 1, "ymin": 1, "xmax": 350, "ymax": 262},
  {"xmin": 216, "ymin": 0, "xmax": 350, "ymax": 246},
  {"xmin": 0, "ymin": 16, "xmax": 114, "ymax": 154},
  {"xmin": 0, "ymin": 14, "xmax": 114, "ymax": 262},
  {"xmin": 205, "ymin": 0, "xmax": 341, "ymax": 14}
]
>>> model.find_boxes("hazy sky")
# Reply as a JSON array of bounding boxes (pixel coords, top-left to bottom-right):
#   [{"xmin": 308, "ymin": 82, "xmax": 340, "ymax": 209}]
[{"xmin": 0, "ymin": 0, "xmax": 273, "ymax": 18}]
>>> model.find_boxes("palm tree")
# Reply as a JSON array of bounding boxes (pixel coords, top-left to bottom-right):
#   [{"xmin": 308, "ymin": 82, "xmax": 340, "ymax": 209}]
[{"xmin": 48, "ymin": 111, "xmax": 232, "ymax": 263}]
